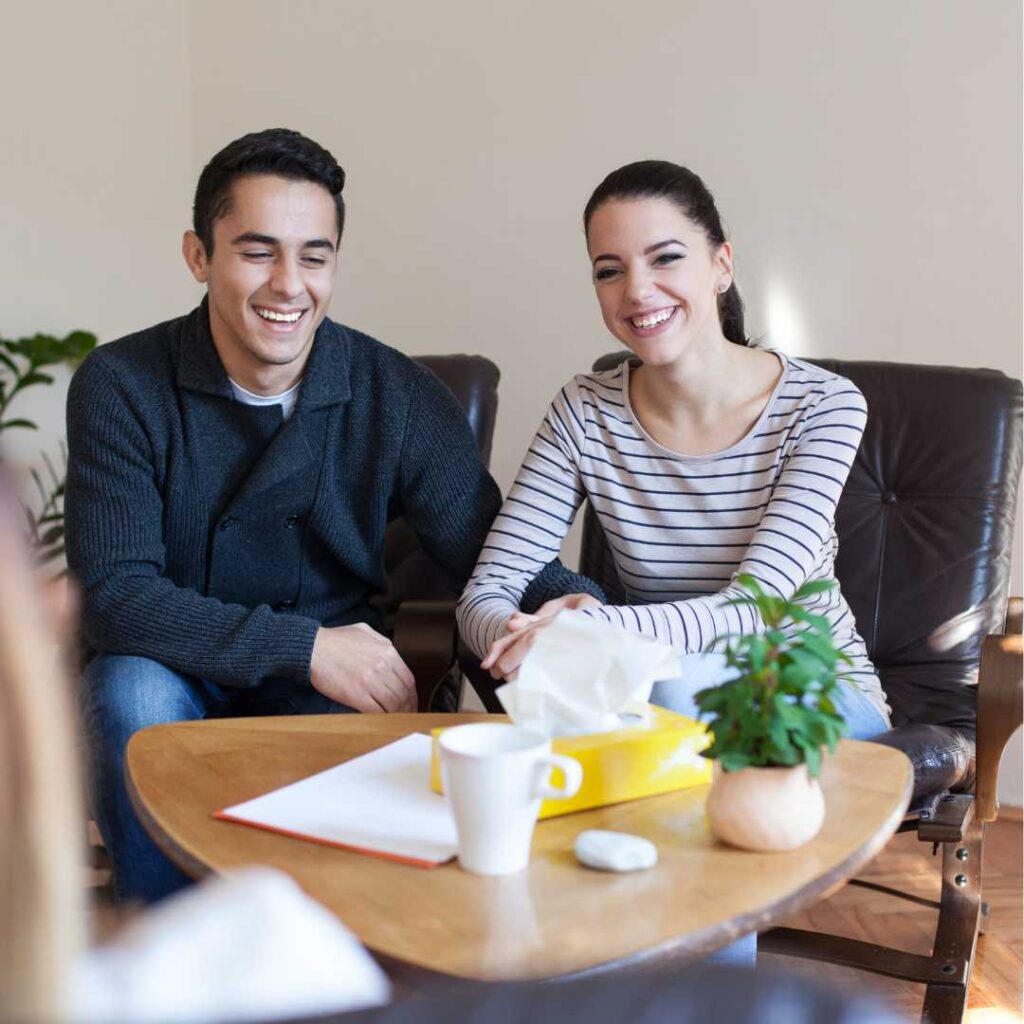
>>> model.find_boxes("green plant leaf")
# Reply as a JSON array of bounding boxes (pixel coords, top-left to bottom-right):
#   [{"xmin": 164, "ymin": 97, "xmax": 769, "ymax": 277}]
[
  {"xmin": 799, "ymin": 631, "xmax": 841, "ymax": 667},
  {"xmin": 792, "ymin": 579, "xmax": 836, "ymax": 600},
  {"xmin": 696, "ymin": 572, "xmax": 849, "ymax": 775},
  {"xmin": 719, "ymin": 750, "xmax": 753, "ymax": 772},
  {"xmin": 0, "ymin": 418, "xmax": 38, "ymax": 431},
  {"xmin": 779, "ymin": 658, "xmax": 816, "ymax": 690},
  {"xmin": 4, "ymin": 330, "xmax": 97, "ymax": 368},
  {"xmin": 62, "ymin": 330, "xmax": 98, "ymax": 364},
  {"xmin": 6, "ymin": 333, "xmax": 64, "ymax": 364},
  {"xmin": 734, "ymin": 573, "xmax": 765, "ymax": 595},
  {"xmin": 787, "ymin": 607, "xmax": 832, "ymax": 635}
]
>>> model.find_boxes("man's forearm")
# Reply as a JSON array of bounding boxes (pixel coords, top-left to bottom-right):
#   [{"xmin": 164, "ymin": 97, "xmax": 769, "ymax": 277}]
[
  {"xmin": 80, "ymin": 572, "xmax": 319, "ymax": 688},
  {"xmin": 520, "ymin": 559, "xmax": 607, "ymax": 614}
]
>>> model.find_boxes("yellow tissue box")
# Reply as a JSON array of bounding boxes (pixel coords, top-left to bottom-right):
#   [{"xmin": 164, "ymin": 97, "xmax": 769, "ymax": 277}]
[{"xmin": 430, "ymin": 705, "xmax": 711, "ymax": 819}]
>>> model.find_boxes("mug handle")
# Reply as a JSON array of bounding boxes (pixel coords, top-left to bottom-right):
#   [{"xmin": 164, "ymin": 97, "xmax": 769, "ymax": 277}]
[{"xmin": 534, "ymin": 753, "xmax": 583, "ymax": 800}]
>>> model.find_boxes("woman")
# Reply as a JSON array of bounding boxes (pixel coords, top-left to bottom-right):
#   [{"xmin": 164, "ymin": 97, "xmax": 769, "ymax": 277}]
[{"xmin": 457, "ymin": 159, "xmax": 889, "ymax": 741}]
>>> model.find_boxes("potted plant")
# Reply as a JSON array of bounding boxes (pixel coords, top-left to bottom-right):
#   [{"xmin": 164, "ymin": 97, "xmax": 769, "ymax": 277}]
[
  {"xmin": 694, "ymin": 574, "xmax": 849, "ymax": 851},
  {"xmin": 0, "ymin": 329, "xmax": 97, "ymax": 567}
]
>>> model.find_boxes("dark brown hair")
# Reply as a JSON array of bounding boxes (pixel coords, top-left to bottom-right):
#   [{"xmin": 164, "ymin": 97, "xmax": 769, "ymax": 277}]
[{"xmin": 193, "ymin": 128, "xmax": 346, "ymax": 255}]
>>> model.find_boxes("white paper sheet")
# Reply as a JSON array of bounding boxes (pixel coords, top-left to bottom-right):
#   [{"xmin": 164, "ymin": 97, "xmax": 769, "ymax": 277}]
[{"xmin": 215, "ymin": 733, "xmax": 457, "ymax": 868}]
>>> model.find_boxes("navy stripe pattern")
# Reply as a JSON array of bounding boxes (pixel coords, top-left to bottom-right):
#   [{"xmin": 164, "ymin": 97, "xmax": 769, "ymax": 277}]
[{"xmin": 457, "ymin": 353, "xmax": 889, "ymax": 719}]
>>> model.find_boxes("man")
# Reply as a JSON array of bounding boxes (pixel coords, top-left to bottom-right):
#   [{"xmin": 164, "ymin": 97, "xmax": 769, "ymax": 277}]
[{"xmin": 66, "ymin": 129, "xmax": 503, "ymax": 903}]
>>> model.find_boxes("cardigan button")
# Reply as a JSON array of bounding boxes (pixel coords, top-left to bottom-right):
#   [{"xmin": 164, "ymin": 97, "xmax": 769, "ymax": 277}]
[
  {"xmin": 283, "ymin": 514, "xmax": 300, "ymax": 530},
  {"xmin": 275, "ymin": 599, "xmax": 295, "ymax": 611},
  {"xmin": 881, "ymin": 491, "xmax": 897, "ymax": 505},
  {"xmin": 219, "ymin": 516, "xmax": 239, "ymax": 531}
]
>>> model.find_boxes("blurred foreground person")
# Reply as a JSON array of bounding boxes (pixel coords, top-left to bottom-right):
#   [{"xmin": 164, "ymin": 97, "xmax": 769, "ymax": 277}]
[
  {"xmin": 0, "ymin": 474, "xmax": 86, "ymax": 1021},
  {"xmin": 0, "ymin": 471, "xmax": 390, "ymax": 1023}
]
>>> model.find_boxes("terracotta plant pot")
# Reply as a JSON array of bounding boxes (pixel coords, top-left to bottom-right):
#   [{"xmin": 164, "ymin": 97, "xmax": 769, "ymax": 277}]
[{"xmin": 706, "ymin": 762, "xmax": 825, "ymax": 852}]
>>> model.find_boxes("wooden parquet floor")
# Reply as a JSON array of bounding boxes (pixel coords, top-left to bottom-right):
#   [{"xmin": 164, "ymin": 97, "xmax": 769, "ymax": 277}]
[
  {"xmin": 760, "ymin": 811, "xmax": 1023, "ymax": 1021},
  {"xmin": 89, "ymin": 815, "xmax": 1022, "ymax": 1020}
]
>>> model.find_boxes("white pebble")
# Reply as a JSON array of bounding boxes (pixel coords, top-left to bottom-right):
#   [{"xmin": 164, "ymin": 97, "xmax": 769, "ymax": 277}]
[{"xmin": 574, "ymin": 830, "xmax": 658, "ymax": 872}]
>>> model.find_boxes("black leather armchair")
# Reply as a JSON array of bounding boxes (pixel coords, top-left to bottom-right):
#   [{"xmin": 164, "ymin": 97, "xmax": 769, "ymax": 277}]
[
  {"xmin": 375, "ymin": 355, "xmax": 500, "ymax": 711},
  {"xmin": 582, "ymin": 354, "xmax": 1023, "ymax": 1024}
]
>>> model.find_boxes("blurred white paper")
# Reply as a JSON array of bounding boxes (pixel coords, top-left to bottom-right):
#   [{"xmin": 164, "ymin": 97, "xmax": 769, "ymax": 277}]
[
  {"xmin": 496, "ymin": 612, "xmax": 680, "ymax": 737},
  {"xmin": 73, "ymin": 867, "xmax": 390, "ymax": 1023}
]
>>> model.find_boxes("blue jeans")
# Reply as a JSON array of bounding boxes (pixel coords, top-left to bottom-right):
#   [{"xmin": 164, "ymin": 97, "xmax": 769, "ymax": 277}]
[
  {"xmin": 81, "ymin": 655, "xmax": 355, "ymax": 905},
  {"xmin": 650, "ymin": 654, "xmax": 891, "ymax": 968},
  {"xmin": 650, "ymin": 653, "xmax": 890, "ymax": 741}
]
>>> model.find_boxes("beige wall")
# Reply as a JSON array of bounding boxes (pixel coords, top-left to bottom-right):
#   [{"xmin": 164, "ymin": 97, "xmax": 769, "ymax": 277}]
[
  {"xmin": 187, "ymin": 0, "xmax": 1022, "ymax": 490},
  {"xmin": 3, "ymin": 0, "xmax": 1021, "ymax": 796},
  {"xmin": 1, "ymin": 1, "xmax": 196, "ymax": 473}
]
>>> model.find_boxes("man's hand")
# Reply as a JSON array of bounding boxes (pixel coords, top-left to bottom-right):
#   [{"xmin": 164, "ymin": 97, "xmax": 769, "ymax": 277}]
[{"xmin": 310, "ymin": 623, "xmax": 417, "ymax": 712}]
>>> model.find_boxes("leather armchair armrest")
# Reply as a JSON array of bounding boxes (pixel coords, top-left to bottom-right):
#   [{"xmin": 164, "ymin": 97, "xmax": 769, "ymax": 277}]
[
  {"xmin": 393, "ymin": 599, "xmax": 457, "ymax": 712},
  {"xmin": 870, "ymin": 724, "xmax": 975, "ymax": 804},
  {"xmin": 457, "ymin": 642, "xmax": 504, "ymax": 713},
  {"xmin": 975, "ymin": 599, "xmax": 1023, "ymax": 822}
]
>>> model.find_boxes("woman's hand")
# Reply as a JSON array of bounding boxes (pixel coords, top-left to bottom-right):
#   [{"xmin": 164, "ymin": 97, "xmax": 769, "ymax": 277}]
[
  {"xmin": 481, "ymin": 619, "xmax": 551, "ymax": 680},
  {"xmin": 503, "ymin": 592, "xmax": 601, "ymax": 635},
  {"xmin": 483, "ymin": 593, "xmax": 602, "ymax": 680}
]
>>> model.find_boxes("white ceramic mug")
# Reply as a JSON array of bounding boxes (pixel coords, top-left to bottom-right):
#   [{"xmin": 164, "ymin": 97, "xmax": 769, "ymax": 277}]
[{"xmin": 439, "ymin": 723, "xmax": 583, "ymax": 876}]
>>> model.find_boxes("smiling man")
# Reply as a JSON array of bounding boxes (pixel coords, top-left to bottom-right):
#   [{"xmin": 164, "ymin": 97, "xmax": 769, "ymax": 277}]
[{"xmin": 65, "ymin": 129, "xmax": 504, "ymax": 903}]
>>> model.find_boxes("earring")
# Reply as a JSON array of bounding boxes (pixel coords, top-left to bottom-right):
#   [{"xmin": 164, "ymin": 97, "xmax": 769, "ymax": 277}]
[{"xmin": 717, "ymin": 282, "xmax": 730, "ymax": 294}]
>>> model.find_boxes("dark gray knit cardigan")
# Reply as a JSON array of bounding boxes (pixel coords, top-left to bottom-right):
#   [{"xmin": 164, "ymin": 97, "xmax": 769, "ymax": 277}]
[{"xmin": 65, "ymin": 303, "xmax": 503, "ymax": 688}]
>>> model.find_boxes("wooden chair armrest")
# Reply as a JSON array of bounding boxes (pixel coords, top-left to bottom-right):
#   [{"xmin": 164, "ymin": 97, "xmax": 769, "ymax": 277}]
[
  {"xmin": 975, "ymin": 608, "xmax": 1023, "ymax": 821},
  {"xmin": 393, "ymin": 599, "xmax": 458, "ymax": 712},
  {"xmin": 1005, "ymin": 595, "xmax": 1023, "ymax": 635}
]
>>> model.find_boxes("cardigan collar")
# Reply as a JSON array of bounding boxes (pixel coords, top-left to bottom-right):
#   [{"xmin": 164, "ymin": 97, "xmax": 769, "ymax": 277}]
[{"xmin": 175, "ymin": 297, "xmax": 352, "ymax": 410}]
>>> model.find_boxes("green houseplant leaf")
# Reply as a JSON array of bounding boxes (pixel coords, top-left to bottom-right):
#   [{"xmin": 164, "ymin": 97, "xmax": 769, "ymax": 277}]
[
  {"xmin": 694, "ymin": 576, "xmax": 850, "ymax": 778},
  {"xmin": 1, "ymin": 330, "xmax": 97, "ymax": 567}
]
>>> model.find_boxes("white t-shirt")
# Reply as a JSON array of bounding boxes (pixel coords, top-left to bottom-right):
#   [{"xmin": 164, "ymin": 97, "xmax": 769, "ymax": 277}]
[{"xmin": 228, "ymin": 377, "xmax": 301, "ymax": 420}]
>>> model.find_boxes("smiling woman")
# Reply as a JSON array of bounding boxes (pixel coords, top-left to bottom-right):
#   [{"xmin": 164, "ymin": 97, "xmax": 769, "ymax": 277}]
[
  {"xmin": 456, "ymin": 163, "xmax": 895, "ymax": 968},
  {"xmin": 457, "ymin": 160, "xmax": 891, "ymax": 734}
]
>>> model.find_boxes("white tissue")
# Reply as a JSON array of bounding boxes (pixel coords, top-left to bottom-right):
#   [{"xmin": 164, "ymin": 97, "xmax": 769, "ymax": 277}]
[{"xmin": 496, "ymin": 611, "xmax": 680, "ymax": 737}]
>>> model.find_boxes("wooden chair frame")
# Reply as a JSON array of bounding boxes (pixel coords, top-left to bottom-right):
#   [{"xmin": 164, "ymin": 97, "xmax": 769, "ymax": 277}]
[{"xmin": 760, "ymin": 597, "xmax": 1023, "ymax": 1024}]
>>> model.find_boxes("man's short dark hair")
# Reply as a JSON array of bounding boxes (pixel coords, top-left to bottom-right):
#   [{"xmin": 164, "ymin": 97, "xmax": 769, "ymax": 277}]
[{"xmin": 192, "ymin": 128, "xmax": 346, "ymax": 254}]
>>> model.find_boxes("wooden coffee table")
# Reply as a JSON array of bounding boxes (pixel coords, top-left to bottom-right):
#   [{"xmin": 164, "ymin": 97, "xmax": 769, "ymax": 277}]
[{"xmin": 126, "ymin": 713, "xmax": 911, "ymax": 982}]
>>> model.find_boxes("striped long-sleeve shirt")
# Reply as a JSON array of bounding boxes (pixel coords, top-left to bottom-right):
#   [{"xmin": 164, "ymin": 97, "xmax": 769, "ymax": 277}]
[{"xmin": 457, "ymin": 352, "xmax": 890, "ymax": 719}]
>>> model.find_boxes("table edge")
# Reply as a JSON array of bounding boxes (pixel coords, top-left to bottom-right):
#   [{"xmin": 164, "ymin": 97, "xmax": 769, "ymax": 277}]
[{"xmin": 126, "ymin": 722, "xmax": 914, "ymax": 980}]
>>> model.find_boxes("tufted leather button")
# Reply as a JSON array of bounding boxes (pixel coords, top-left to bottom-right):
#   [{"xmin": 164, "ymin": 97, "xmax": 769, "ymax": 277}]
[
  {"xmin": 275, "ymin": 599, "xmax": 295, "ymax": 611},
  {"xmin": 219, "ymin": 516, "xmax": 238, "ymax": 531},
  {"xmin": 283, "ymin": 514, "xmax": 300, "ymax": 529},
  {"xmin": 881, "ymin": 491, "xmax": 897, "ymax": 505}
]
